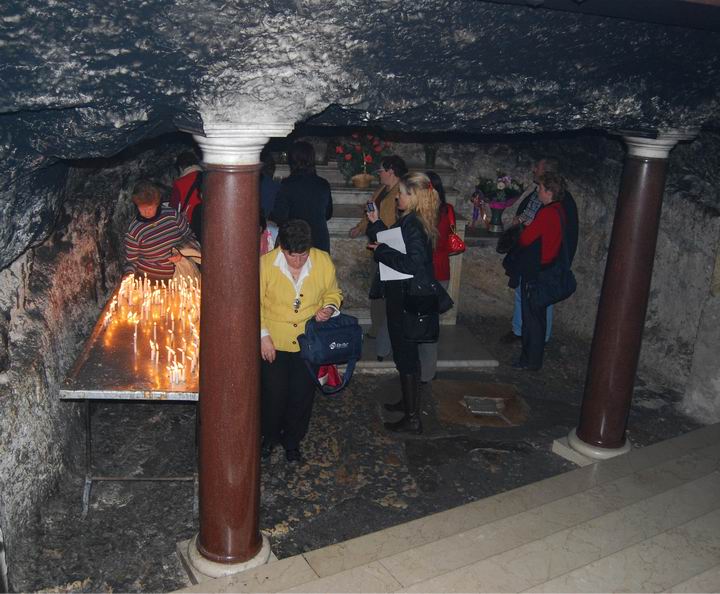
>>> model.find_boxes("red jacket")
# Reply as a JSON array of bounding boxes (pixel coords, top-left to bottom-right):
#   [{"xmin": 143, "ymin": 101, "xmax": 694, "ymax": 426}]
[
  {"xmin": 170, "ymin": 169, "xmax": 202, "ymax": 224},
  {"xmin": 432, "ymin": 204, "xmax": 455, "ymax": 281},
  {"xmin": 518, "ymin": 202, "xmax": 564, "ymax": 265}
]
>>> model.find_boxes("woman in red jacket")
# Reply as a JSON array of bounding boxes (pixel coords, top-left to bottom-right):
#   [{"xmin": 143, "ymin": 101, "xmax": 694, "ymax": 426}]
[
  {"xmin": 420, "ymin": 171, "xmax": 454, "ymax": 383},
  {"xmin": 514, "ymin": 172, "xmax": 567, "ymax": 371}
]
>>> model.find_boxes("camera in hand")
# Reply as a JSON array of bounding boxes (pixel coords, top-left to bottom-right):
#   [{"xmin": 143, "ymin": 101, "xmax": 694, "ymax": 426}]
[{"xmin": 366, "ymin": 201, "xmax": 376, "ymax": 213}]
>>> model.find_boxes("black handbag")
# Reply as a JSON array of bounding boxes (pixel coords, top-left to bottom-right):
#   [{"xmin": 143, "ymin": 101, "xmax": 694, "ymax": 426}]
[
  {"xmin": 401, "ymin": 276, "xmax": 452, "ymax": 343},
  {"xmin": 530, "ymin": 210, "xmax": 577, "ymax": 308},
  {"xmin": 297, "ymin": 314, "xmax": 364, "ymax": 394}
]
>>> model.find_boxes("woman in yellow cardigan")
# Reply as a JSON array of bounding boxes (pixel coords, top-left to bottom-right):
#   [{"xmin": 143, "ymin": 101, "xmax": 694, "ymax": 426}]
[{"xmin": 260, "ymin": 220, "xmax": 343, "ymax": 464}]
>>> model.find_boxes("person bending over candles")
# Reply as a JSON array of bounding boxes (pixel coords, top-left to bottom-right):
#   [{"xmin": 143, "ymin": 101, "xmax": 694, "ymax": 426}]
[
  {"xmin": 123, "ymin": 181, "xmax": 200, "ymax": 281},
  {"xmin": 260, "ymin": 219, "xmax": 343, "ymax": 464}
]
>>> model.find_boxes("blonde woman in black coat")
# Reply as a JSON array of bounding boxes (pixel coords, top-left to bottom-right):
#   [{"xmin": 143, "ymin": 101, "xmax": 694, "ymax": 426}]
[{"xmin": 366, "ymin": 172, "xmax": 439, "ymax": 434}]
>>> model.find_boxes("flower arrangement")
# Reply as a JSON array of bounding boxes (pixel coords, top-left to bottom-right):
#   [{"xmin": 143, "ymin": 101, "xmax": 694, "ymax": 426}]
[
  {"xmin": 470, "ymin": 171, "xmax": 524, "ymax": 229},
  {"xmin": 334, "ymin": 133, "xmax": 392, "ymax": 182}
]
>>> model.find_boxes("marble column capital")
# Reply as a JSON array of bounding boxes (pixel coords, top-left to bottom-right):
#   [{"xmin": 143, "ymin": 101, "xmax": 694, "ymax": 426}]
[
  {"xmin": 621, "ymin": 128, "xmax": 699, "ymax": 159},
  {"xmin": 193, "ymin": 122, "xmax": 295, "ymax": 166}
]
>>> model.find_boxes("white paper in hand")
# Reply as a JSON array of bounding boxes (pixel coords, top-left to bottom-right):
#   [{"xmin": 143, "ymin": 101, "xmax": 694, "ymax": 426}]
[{"xmin": 376, "ymin": 228, "xmax": 413, "ymax": 281}]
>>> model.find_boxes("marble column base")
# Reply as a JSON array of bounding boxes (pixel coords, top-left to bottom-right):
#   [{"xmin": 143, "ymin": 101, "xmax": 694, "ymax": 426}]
[
  {"xmin": 565, "ymin": 427, "xmax": 632, "ymax": 461},
  {"xmin": 178, "ymin": 533, "xmax": 273, "ymax": 584}
]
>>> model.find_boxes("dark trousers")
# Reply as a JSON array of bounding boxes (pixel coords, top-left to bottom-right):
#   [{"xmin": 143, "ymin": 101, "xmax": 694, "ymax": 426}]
[
  {"xmin": 261, "ymin": 350, "xmax": 317, "ymax": 450},
  {"xmin": 520, "ymin": 277, "xmax": 547, "ymax": 368},
  {"xmin": 384, "ymin": 281, "xmax": 420, "ymax": 374}
]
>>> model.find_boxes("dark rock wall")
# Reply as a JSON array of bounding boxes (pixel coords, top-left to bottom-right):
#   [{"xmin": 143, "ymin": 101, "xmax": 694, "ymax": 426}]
[{"xmin": 0, "ymin": 138, "xmax": 182, "ymax": 590}]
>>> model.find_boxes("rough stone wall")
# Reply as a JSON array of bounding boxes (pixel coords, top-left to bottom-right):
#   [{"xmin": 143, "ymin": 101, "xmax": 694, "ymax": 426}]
[{"xmin": 0, "ymin": 138, "xmax": 182, "ymax": 590}]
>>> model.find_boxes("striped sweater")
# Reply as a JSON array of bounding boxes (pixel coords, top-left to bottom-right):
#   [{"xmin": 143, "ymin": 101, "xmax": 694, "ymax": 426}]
[{"xmin": 124, "ymin": 205, "xmax": 197, "ymax": 279}]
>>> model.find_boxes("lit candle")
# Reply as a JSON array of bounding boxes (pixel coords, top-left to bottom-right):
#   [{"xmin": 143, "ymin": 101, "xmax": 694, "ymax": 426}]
[{"xmin": 153, "ymin": 322, "xmax": 157, "ymax": 342}]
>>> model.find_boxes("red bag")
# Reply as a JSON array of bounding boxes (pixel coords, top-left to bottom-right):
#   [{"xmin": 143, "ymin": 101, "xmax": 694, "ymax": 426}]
[
  {"xmin": 447, "ymin": 206, "xmax": 466, "ymax": 256},
  {"xmin": 317, "ymin": 365, "xmax": 342, "ymax": 389}
]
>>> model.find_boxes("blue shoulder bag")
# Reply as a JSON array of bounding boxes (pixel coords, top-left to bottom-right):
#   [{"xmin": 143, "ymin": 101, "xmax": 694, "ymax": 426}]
[{"xmin": 297, "ymin": 313, "xmax": 364, "ymax": 394}]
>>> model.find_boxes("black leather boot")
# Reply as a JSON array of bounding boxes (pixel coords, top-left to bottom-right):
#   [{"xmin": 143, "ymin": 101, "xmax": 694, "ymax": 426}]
[{"xmin": 384, "ymin": 373, "xmax": 422, "ymax": 434}]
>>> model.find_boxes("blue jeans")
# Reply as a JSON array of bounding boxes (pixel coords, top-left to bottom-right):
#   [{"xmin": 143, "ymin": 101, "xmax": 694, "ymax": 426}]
[{"xmin": 513, "ymin": 283, "xmax": 552, "ymax": 342}]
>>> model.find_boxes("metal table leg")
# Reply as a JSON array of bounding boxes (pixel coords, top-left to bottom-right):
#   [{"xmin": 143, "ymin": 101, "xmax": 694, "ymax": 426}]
[{"xmin": 82, "ymin": 400, "xmax": 93, "ymax": 518}]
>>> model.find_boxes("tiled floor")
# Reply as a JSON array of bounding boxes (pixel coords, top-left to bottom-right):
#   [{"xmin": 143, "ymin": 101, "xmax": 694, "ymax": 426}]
[{"xmin": 176, "ymin": 423, "xmax": 720, "ymax": 593}]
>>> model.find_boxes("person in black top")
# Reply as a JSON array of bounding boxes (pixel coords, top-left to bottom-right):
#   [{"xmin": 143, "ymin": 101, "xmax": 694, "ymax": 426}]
[
  {"xmin": 367, "ymin": 172, "xmax": 441, "ymax": 435},
  {"xmin": 271, "ymin": 141, "xmax": 333, "ymax": 253}
]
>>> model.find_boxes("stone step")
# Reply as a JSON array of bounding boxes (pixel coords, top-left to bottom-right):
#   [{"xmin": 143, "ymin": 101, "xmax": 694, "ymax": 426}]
[
  {"xmin": 274, "ymin": 164, "xmax": 461, "ymax": 193},
  {"xmin": 329, "ymin": 187, "xmax": 464, "ymax": 206},
  {"xmin": 174, "ymin": 423, "xmax": 720, "ymax": 592}
]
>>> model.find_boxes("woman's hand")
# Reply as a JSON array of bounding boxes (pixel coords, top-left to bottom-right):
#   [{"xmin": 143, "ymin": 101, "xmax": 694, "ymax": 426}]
[
  {"xmin": 169, "ymin": 250, "xmax": 183, "ymax": 263},
  {"xmin": 315, "ymin": 306, "xmax": 334, "ymax": 322},
  {"xmin": 367, "ymin": 209, "xmax": 379, "ymax": 224},
  {"xmin": 366, "ymin": 242, "xmax": 379, "ymax": 251},
  {"xmin": 261, "ymin": 335, "xmax": 276, "ymax": 363},
  {"xmin": 349, "ymin": 226, "xmax": 362, "ymax": 239}
]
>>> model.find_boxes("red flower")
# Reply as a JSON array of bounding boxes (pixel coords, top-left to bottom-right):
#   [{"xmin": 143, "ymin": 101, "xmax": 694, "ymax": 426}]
[
  {"xmin": 344, "ymin": 154, "xmax": 352, "ymax": 161},
  {"xmin": 354, "ymin": 145, "xmax": 361, "ymax": 152},
  {"xmin": 351, "ymin": 133, "xmax": 359, "ymax": 139},
  {"xmin": 373, "ymin": 145, "xmax": 382, "ymax": 153},
  {"xmin": 367, "ymin": 134, "xmax": 374, "ymax": 140},
  {"xmin": 364, "ymin": 155, "xmax": 373, "ymax": 164},
  {"xmin": 384, "ymin": 141, "xmax": 391, "ymax": 148},
  {"xmin": 335, "ymin": 145, "xmax": 344, "ymax": 154}
]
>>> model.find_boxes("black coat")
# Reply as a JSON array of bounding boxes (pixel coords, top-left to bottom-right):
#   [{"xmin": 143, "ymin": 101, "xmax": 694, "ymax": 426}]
[
  {"xmin": 271, "ymin": 172, "xmax": 333, "ymax": 252},
  {"xmin": 367, "ymin": 212, "xmax": 435, "ymax": 298}
]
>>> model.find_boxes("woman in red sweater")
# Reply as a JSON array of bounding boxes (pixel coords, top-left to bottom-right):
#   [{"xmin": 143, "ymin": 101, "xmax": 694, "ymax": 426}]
[
  {"xmin": 514, "ymin": 172, "xmax": 567, "ymax": 371},
  {"xmin": 420, "ymin": 171, "xmax": 454, "ymax": 383}
]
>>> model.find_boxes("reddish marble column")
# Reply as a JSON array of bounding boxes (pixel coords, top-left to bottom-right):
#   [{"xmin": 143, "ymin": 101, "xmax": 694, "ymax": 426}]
[
  {"xmin": 568, "ymin": 131, "xmax": 697, "ymax": 459},
  {"xmin": 186, "ymin": 123, "xmax": 293, "ymax": 578},
  {"xmin": 197, "ymin": 163, "xmax": 262, "ymax": 563}
]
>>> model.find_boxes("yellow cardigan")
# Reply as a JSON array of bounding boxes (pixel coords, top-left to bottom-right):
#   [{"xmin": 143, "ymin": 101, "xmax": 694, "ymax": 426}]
[{"xmin": 260, "ymin": 247, "xmax": 343, "ymax": 352}]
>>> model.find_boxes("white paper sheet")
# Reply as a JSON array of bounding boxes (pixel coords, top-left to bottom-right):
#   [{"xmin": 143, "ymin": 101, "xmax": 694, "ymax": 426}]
[{"xmin": 376, "ymin": 228, "xmax": 413, "ymax": 281}]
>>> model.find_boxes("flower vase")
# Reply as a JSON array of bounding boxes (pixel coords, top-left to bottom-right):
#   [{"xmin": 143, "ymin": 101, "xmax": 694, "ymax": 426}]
[
  {"xmin": 351, "ymin": 173, "xmax": 374, "ymax": 189},
  {"xmin": 488, "ymin": 206, "xmax": 505, "ymax": 233}
]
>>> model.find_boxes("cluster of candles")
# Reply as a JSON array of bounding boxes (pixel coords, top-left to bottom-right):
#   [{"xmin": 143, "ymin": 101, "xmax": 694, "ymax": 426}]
[{"xmin": 103, "ymin": 273, "xmax": 201, "ymax": 385}]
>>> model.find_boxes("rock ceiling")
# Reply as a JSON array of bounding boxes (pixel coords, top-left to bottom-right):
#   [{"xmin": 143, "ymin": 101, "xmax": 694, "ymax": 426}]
[{"xmin": 1, "ymin": 0, "xmax": 720, "ymax": 267}]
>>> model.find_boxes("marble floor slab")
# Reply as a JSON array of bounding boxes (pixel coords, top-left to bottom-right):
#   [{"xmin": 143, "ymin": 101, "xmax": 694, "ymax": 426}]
[
  {"xmin": 381, "ymin": 449, "xmax": 719, "ymax": 587},
  {"xmin": 303, "ymin": 435, "xmax": 720, "ymax": 582},
  {"xmin": 400, "ymin": 471, "xmax": 720, "ymax": 593},
  {"xmin": 666, "ymin": 563, "xmax": 720, "ymax": 593},
  {"xmin": 531, "ymin": 507, "xmax": 720, "ymax": 593},
  {"xmin": 283, "ymin": 561, "xmax": 401, "ymax": 593}
]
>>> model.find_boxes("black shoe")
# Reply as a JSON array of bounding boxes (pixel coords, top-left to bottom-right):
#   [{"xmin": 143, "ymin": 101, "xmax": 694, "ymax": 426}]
[
  {"xmin": 500, "ymin": 331, "xmax": 522, "ymax": 344},
  {"xmin": 383, "ymin": 400, "xmax": 405, "ymax": 413},
  {"xmin": 261, "ymin": 440, "xmax": 275, "ymax": 460},
  {"xmin": 285, "ymin": 449, "xmax": 302, "ymax": 463}
]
